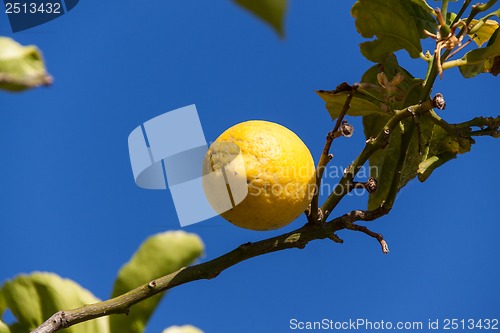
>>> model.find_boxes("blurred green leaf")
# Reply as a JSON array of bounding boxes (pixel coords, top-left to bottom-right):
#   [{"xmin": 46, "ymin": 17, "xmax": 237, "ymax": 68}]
[
  {"xmin": 233, "ymin": 0, "xmax": 287, "ymax": 36},
  {"xmin": 162, "ymin": 325, "xmax": 204, "ymax": 333},
  {"xmin": 109, "ymin": 231, "xmax": 204, "ymax": 333},
  {"xmin": 0, "ymin": 272, "xmax": 108, "ymax": 333},
  {"xmin": 351, "ymin": 0, "xmax": 435, "ymax": 62},
  {"xmin": 459, "ymin": 27, "xmax": 500, "ymax": 78},
  {"xmin": 0, "ymin": 37, "xmax": 52, "ymax": 92},
  {"xmin": 410, "ymin": 0, "xmax": 434, "ymax": 15},
  {"xmin": 0, "ymin": 320, "xmax": 11, "ymax": 333}
]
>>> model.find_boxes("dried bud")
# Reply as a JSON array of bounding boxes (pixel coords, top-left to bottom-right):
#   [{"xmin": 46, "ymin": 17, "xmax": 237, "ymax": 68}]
[
  {"xmin": 340, "ymin": 120, "xmax": 354, "ymax": 137},
  {"xmin": 389, "ymin": 72, "xmax": 405, "ymax": 86},
  {"xmin": 365, "ymin": 177, "xmax": 378, "ymax": 193},
  {"xmin": 433, "ymin": 93, "xmax": 446, "ymax": 110},
  {"xmin": 351, "ymin": 177, "xmax": 378, "ymax": 193},
  {"xmin": 377, "ymin": 72, "xmax": 390, "ymax": 87}
]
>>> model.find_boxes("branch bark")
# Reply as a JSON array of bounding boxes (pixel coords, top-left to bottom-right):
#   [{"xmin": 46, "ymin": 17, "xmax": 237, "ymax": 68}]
[
  {"xmin": 309, "ymin": 83, "xmax": 356, "ymax": 223},
  {"xmin": 30, "ymin": 207, "xmax": 388, "ymax": 333}
]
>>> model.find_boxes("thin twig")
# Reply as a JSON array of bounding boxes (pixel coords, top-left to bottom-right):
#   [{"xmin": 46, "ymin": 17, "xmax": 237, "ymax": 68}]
[
  {"xmin": 345, "ymin": 223, "xmax": 390, "ymax": 254},
  {"xmin": 309, "ymin": 83, "xmax": 356, "ymax": 223}
]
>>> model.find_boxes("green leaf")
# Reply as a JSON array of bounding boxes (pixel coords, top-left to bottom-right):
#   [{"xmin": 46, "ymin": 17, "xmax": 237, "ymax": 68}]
[
  {"xmin": 459, "ymin": 27, "xmax": 500, "ymax": 78},
  {"xmin": 364, "ymin": 114, "xmax": 397, "ymax": 210},
  {"xmin": 470, "ymin": 19, "xmax": 499, "ymax": 47},
  {"xmin": 351, "ymin": 0, "xmax": 435, "ymax": 62},
  {"xmin": 359, "ymin": 54, "xmax": 424, "ymax": 109},
  {"xmin": 418, "ymin": 124, "xmax": 473, "ymax": 181},
  {"xmin": 356, "ymin": 55, "xmax": 432, "ymax": 208},
  {"xmin": 318, "ymin": 54, "xmax": 424, "ymax": 121},
  {"xmin": 417, "ymin": 153, "xmax": 455, "ymax": 181},
  {"xmin": 233, "ymin": 0, "xmax": 287, "ymax": 36},
  {"xmin": 162, "ymin": 325, "xmax": 204, "ymax": 333},
  {"xmin": 365, "ymin": 115, "xmax": 433, "ymax": 209},
  {"xmin": 0, "ymin": 37, "xmax": 52, "ymax": 92},
  {"xmin": 109, "ymin": 231, "xmax": 204, "ymax": 333},
  {"xmin": 0, "ymin": 272, "xmax": 108, "ymax": 333},
  {"xmin": 366, "ymin": 114, "xmax": 474, "ymax": 209},
  {"xmin": 316, "ymin": 89, "xmax": 385, "ymax": 120}
]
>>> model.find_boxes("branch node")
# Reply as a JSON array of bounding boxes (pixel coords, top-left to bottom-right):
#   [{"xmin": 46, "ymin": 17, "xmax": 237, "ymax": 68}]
[
  {"xmin": 350, "ymin": 177, "xmax": 378, "ymax": 193},
  {"xmin": 60, "ymin": 311, "xmax": 69, "ymax": 328},
  {"xmin": 148, "ymin": 280, "xmax": 157, "ymax": 289}
]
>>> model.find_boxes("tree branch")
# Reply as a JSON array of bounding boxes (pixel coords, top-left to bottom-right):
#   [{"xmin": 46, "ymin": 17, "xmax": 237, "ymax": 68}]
[
  {"xmin": 30, "ymin": 207, "xmax": 388, "ymax": 333},
  {"xmin": 309, "ymin": 83, "xmax": 356, "ymax": 223},
  {"xmin": 321, "ymin": 95, "xmax": 444, "ymax": 220}
]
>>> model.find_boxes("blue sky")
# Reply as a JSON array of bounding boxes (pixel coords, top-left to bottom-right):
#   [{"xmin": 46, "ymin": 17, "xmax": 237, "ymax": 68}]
[{"xmin": 1, "ymin": 1, "xmax": 499, "ymax": 332}]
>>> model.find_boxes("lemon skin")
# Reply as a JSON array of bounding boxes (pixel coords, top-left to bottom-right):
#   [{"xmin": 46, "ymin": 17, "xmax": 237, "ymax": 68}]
[{"xmin": 202, "ymin": 120, "xmax": 316, "ymax": 231}]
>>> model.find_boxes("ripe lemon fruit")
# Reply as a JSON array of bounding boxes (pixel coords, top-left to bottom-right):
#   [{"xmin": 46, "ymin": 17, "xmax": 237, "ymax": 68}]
[{"xmin": 202, "ymin": 120, "xmax": 316, "ymax": 231}]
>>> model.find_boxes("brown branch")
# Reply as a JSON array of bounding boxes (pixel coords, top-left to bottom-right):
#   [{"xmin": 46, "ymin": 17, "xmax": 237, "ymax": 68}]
[
  {"xmin": 321, "ymin": 96, "xmax": 443, "ymax": 219},
  {"xmin": 345, "ymin": 223, "xmax": 389, "ymax": 254},
  {"xmin": 30, "ymin": 207, "xmax": 388, "ymax": 333},
  {"xmin": 309, "ymin": 83, "xmax": 356, "ymax": 223}
]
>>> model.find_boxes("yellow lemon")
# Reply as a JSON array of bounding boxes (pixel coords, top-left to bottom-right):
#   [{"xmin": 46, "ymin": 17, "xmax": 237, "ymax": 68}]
[{"xmin": 202, "ymin": 120, "xmax": 316, "ymax": 231}]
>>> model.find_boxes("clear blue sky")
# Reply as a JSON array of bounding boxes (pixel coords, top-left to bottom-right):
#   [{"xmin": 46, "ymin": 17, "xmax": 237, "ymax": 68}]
[{"xmin": 1, "ymin": 1, "xmax": 499, "ymax": 332}]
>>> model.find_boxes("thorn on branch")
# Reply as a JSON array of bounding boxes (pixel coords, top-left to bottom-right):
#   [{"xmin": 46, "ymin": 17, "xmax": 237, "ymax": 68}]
[
  {"xmin": 432, "ymin": 93, "xmax": 446, "ymax": 110},
  {"xmin": 328, "ymin": 233, "xmax": 344, "ymax": 243}
]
